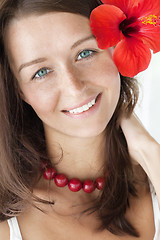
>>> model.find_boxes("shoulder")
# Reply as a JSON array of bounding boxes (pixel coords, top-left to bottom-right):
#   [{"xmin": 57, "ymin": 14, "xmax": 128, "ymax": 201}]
[{"xmin": 0, "ymin": 220, "xmax": 10, "ymax": 239}]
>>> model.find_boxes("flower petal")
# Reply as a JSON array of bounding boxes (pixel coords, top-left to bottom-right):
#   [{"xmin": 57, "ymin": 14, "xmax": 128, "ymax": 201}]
[
  {"xmin": 101, "ymin": 0, "xmax": 139, "ymax": 15},
  {"xmin": 90, "ymin": 5, "xmax": 126, "ymax": 49},
  {"xmin": 125, "ymin": 19, "xmax": 160, "ymax": 53},
  {"xmin": 135, "ymin": 0, "xmax": 160, "ymax": 17},
  {"xmin": 138, "ymin": 25, "xmax": 160, "ymax": 53},
  {"xmin": 113, "ymin": 38, "xmax": 151, "ymax": 77}
]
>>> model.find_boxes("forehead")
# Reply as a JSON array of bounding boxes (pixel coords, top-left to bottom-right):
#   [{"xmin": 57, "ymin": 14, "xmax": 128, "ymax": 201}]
[
  {"xmin": 5, "ymin": 12, "xmax": 92, "ymax": 59},
  {"xmin": 7, "ymin": 11, "xmax": 90, "ymax": 34},
  {"xmin": 6, "ymin": 12, "xmax": 91, "ymax": 51}
]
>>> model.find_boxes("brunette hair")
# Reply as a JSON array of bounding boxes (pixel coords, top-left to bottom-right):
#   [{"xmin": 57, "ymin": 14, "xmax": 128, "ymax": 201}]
[{"xmin": 0, "ymin": 0, "xmax": 140, "ymax": 237}]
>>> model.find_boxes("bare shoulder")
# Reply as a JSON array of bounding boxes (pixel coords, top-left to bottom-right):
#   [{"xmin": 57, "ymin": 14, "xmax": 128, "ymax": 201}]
[{"xmin": 0, "ymin": 220, "xmax": 10, "ymax": 239}]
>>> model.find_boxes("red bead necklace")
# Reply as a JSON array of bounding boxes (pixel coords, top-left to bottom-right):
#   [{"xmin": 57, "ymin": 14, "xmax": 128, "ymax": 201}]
[{"xmin": 42, "ymin": 166, "xmax": 105, "ymax": 193}]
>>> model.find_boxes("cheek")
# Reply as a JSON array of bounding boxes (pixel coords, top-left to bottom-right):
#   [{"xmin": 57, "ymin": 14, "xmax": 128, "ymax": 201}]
[
  {"xmin": 21, "ymin": 85, "xmax": 60, "ymax": 114},
  {"xmin": 80, "ymin": 50, "xmax": 119, "ymax": 88},
  {"xmin": 88, "ymin": 61, "xmax": 120, "ymax": 90},
  {"xmin": 97, "ymin": 55, "xmax": 119, "ymax": 87}
]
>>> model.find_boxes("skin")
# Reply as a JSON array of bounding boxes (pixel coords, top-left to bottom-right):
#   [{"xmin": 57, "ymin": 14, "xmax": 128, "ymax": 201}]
[
  {"xmin": 121, "ymin": 114, "xmax": 160, "ymax": 208},
  {"xmin": 6, "ymin": 12, "xmax": 120, "ymax": 179},
  {"xmin": 1, "ymin": 11, "xmax": 159, "ymax": 240}
]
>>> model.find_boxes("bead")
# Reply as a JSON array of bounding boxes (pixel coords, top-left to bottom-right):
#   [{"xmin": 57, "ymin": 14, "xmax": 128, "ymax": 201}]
[
  {"xmin": 68, "ymin": 178, "xmax": 82, "ymax": 192},
  {"xmin": 42, "ymin": 163, "xmax": 107, "ymax": 193},
  {"xmin": 96, "ymin": 177, "xmax": 105, "ymax": 190},
  {"xmin": 54, "ymin": 174, "xmax": 68, "ymax": 187},
  {"xmin": 83, "ymin": 180, "xmax": 95, "ymax": 193},
  {"xmin": 43, "ymin": 167, "xmax": 56, "ymax": 180}
]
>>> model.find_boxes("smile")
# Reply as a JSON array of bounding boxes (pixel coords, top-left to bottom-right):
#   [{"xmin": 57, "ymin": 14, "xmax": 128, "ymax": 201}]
[
  {"xmin": 68, "ymin": 97, "xmax": 96, "ymax": 114},
  {"xmin": 62, "ymin": 93, "xmax": 102, "ymax": 118},
  {"xmin": 63, "ymin": 93, "xmax": 101, "ymax": 115}
]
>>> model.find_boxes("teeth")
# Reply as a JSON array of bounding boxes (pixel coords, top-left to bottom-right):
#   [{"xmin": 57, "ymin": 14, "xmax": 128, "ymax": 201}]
[
  {"xmin": 88, "ymin": 102, "xmax": 92, "ymax": 108},
  {"xmin": 83, "ymin": 105, "xmax": 89, "ymax": 111},
  {"xmin": 91, "ymin": 99, "xmax": 96, "ymax": 105},
  {"xmin": 68, "ymin": 97, "xmax": 97, "ymax": 114},
  {"xmin": 77, "ymin": 107, "xmax": 83, "ymax": 113}
]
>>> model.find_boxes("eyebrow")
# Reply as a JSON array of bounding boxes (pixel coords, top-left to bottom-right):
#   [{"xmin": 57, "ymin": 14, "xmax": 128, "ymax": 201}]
[
  {"xmin": 71, "ymin": 35, "xmax": 95, "ymax": 50},
  {"xmin": 18, "ymin": 58, "xmax": 47, "ymax": 73},
  {"xmin": 18, "ymin": 35, "xmax": 95, "ymax": 73}
]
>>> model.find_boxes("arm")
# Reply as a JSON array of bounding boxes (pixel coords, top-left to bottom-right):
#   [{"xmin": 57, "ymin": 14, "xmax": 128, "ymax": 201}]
[
  {"xmin": 121, "ymin": 113, "xmax": 160, "ymax": 206},
  {"xmin": 0, "ymin": 221, "xmax": 10, "ymax": 239}
]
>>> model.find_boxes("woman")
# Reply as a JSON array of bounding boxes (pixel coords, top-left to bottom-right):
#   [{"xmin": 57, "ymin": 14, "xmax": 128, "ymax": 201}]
[{"xmin": 0, "ymin": 0, "xmax": 159, "ymax": 239}]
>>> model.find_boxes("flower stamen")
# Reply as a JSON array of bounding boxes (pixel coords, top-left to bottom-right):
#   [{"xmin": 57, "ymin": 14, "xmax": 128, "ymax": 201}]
[{"xmin": 141, "ymin": 15, "xmax": 160, "ymax": 27}]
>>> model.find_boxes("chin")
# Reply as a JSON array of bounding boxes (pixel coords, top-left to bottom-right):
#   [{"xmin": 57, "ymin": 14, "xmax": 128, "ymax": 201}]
[{"xmin": 68, "ymin": 122, "xmax": 108, "ymax": 138}]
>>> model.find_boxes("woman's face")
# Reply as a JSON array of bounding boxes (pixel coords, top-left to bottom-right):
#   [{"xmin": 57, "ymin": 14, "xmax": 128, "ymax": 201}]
[{"xmin": 6, "ymin": 12, "xmax": 120, "ymax": 138}]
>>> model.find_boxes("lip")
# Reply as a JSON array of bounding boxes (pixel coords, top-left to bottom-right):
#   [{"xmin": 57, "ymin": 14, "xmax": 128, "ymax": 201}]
[
  {"xmin": 62, "ymin": 93, "xmax": 100, "ymax": 112},
  {"xmin": 62, "ymin": 93, "xmax": 102, "ymax": 119}
]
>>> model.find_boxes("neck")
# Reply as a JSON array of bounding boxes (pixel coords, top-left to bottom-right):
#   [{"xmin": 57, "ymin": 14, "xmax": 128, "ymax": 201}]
[{"xmin": 45, "ymin": 129, "xmax": 107, "ymax": 180}]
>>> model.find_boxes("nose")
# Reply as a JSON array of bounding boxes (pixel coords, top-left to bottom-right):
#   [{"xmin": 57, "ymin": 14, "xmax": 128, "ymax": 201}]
[{"xmin": 60, "ymin": 65, "xmax": 87, "ymax": 96}]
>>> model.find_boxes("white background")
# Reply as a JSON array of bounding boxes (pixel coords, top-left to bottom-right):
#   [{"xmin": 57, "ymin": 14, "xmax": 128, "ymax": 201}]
[{"xmin": 135, "ymin": 52, "xmax": 160, "ymax": 143}]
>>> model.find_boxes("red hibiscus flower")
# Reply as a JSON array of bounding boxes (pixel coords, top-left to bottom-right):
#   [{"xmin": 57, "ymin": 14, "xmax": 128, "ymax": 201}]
[{"xmin": 90, "ymin": 0, "xmax": 160, "ymax": 77}]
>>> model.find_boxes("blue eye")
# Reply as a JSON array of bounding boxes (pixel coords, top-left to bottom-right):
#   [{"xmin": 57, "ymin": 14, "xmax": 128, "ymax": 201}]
[
  {"xmin": 77, "ymin": 50, "xmax": 96, "ymax": 60},
  {"xmin": 35, "ymin": 68, "xmax": 48, "ymax": 78},
  {"xmin": 33, "ymin": 68, "xmax": 52, "ymax": 80}
]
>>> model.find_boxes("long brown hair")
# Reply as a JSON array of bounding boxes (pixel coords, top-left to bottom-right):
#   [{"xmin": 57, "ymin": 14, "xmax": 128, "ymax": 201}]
[{"xmin": 0, "ymin": 0, "xmax": 140, "ymax": 237}]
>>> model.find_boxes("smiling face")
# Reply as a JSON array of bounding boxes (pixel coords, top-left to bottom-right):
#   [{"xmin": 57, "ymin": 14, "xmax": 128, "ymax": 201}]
[{"xmin": 5, "ymin": 12, "xmax": 120, "ymax": 139}]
